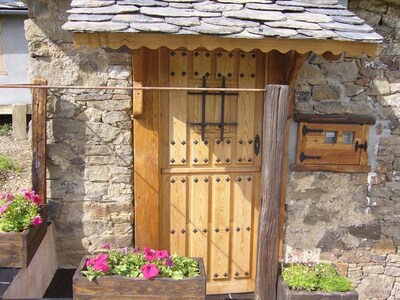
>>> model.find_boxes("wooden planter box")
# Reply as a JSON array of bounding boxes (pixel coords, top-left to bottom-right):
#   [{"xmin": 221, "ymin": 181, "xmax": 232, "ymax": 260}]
[
  {"xmin": 277, "ymin": 276, "xmax": 358, "ymax": 300},
  {"xmin": 73, "ymin": 256, "xmax": 206, "ymax": 300},
  {"xmin": 0, "ymin": 206, "xmax": 47, "ymax": 268}
]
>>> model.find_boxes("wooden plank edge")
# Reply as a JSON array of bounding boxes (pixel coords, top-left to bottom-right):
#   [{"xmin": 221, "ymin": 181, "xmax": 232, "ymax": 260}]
[{"xmin": 290, "ymin": 164, "xmax": 371, "ymax": 173}]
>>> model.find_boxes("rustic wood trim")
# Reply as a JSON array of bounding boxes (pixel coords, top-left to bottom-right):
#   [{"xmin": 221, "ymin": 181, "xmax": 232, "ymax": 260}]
[
  {"xmin": 359, "ymin": 125, "xmax": 370, "ymax": 166},
  {"xmin": 31, "ymin": 78, "xmax": 47, "ymax": 204},
  {"xmin": 290, "ymin": 164, "xmax": 371, "ymax": 173},
  {"xmin": 294, "ymin": 114, "xmax": 376, "ymax": 125},
  {"xmin": 73, "ymin": 33, "xmax": 379, "ymax": 57},
  {"xmin": 162, "ymin": 166, "xmax": 261, "ymax": 174},
  {"xmin": 255, "ymin": 85, "xmax": 290, "ymax": 300},
  {"xmin": 134, "ymin": 48, "xmax": 162, "ymax": 249},
  {"xmin": 133, "ymin": 48, "xmax": 144, "ymax": 118}
]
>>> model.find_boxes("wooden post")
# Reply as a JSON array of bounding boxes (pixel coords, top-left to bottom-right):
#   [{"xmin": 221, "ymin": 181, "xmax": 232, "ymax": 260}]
[
  {"xmin": 31, "ymin": 78, "xmax": 47, "ymax": 204},
  {"xmin": 12, "ymin": 104, "xmax": 27, "ymax": 141},
  {"xmin": 255, "ymin": 85, "xmax": 290, "ymax": 300}
]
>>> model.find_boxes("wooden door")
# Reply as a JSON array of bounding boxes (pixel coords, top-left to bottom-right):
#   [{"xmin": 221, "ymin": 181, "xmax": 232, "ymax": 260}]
[{"xmin": 160, "ymin": 50, "xmax": 264, "ymax": 295}]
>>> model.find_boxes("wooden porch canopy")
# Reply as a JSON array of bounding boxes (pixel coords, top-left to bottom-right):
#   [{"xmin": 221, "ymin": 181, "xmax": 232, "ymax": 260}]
[{"xmin": 62, "ymin": 0, "xmax": 382, "ymax": 299}]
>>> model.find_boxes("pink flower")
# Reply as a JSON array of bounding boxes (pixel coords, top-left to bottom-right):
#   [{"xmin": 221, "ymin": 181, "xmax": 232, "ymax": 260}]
[
  {"xmin": 0, "ymin": 201, "xmax": 11, "ymax": 214},
  {"xmin": 0, "ymin": 194, "xmax": 14, "ymax": 201},
  {"xmin": 87, "ymin": 254, "xmax": 109, "ymax": 273},
  {"xmin": 156, "ymin": 250, "xmax": 169, "ymax": 259},
  {"xmin": 141, "ymin": 263, "xmax": 159, "ymax": 279},
  {"xmin": 101, "ymin": 243, "xmax": 110, "ymax": 250},
  {"xmin": 94, "ymin": 259, "xmax": 109, "ymax": 272},
  {"xmin": 132, "ymin": 247, "xmax": 140, "ymax": 254},
  {"xmin": 20, "ymin": 189, "xmax": 42, "ymax": 206},
  {"xmin": 31, "ymin": 215, "xmax": 43, "ymax": 226},
  {"xmin": 144, "ymin": 247, "xmax": 156, "ymax": 261},
  {"xmin": 86, "ymin": 257, "xmax": 96, "ymax": 267},
  {"xmin": 166, "ymin": 258, "xmax": 174, "ymax": 267}
]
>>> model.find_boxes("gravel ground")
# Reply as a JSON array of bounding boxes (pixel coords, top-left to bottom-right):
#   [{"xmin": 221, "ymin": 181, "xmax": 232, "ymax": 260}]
[{"xmin": 0, "ymin": 132, "xmax": 32, "ymax": 194}]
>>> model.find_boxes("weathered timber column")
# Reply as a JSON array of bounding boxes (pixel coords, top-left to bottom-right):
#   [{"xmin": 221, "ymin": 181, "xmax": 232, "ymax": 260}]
[
  {"xmin": 255, "ymin": 85, "xmax": 290, "ymax": 300},
  {"xmin": 31, "ymin": 78, "xmax": 47, "ymax": 204}
]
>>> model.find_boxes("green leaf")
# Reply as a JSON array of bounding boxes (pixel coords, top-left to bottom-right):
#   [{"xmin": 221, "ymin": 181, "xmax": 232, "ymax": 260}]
[{"xmin": 172, "ymin": 271, "xmax": 184, "ymax": 280}]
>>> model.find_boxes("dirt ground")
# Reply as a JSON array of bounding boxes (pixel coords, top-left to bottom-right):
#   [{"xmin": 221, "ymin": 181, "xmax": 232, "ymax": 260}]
[{"xmin": 0, "ymin": 132, "xmax": 32, "ymax": 194}]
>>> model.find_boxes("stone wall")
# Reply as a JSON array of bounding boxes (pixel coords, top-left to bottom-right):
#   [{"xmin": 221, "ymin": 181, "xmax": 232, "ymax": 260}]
[
  {"xmin": 24, "ymin": 0, "xmax": 134, "ymax": 266},
  {"xmin": 285, "ymin": 1, "xmax": 400, "ymax": 298}
]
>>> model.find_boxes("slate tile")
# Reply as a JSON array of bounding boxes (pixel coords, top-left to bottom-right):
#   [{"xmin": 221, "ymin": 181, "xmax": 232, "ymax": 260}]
[
  {"xmin": 246, "ymin": 3, "xmax": 304, "ymax": 12},
  {"xmin": 165, "ymin": 17, "xmax": 200, "ymax": 26},
  {"xmin": 62, "ymin": 21, "xmax": 130, "ymax": 32},
  {"xmin": 169, "ymin": 3, "xmax": 193, "ymax": 8},
  {"xmin": 224, "ymin": 29, "xmax": 264, "ymax": 39},
  {"xmin": 218, "ymin": 0, "xmax": 272, "ymax": 3},
  {"xmin": 266, "ymin": 19, "xmax": 322, "ymax": 30},
  {"xmin": 320, "ymin": 22, "xmax": 374, "ymax": 32},
  {"xmin": 297, "ymin": 29, "xmax": 339, "ymax": 38},
  {"xmin": 202, "ymin": 17, "xmax": 259, "ymax": 28},
  {"xmin": 285, "ymin": 12, "xmax": 333, "ymax": 23},
  {"xmin": 140, "ymin": 6, "xmax": 220, "ymax": 17},
  {"xmin": 276, "ymin": 1, "xmax": 342, "ymax": 9},
  {"xmin": 247, "ymin": 25, "xmax": 298, "ymax": 37},
  {"xmin": 223, "ymin": 8, "xmax": 286, "ymax": 21},
  {"xmin": 130, "ymin": 22, "xmax": 180, "ymax": 33},
  {"xmin": 117, "ymin": 0, "xmax": 168, "ymax": 7},
  {"xmin": 336, "ymin": 31, "xmax": 384, "ymax": 41},
  {"xmin": 69, "ymin": 14, "xmax": 114, "ymax": 22},
  {"xmin": 176, "ymin": 29, "xmax": 201, "ymax": 35},
  {"xmin": 187, "ymin": 22, "xmax": 244, "ymax": 35},
  {"xmin": 68, "ymin": 5, "xmax": 140, "ymax": 15},
  {"xmin": 332, "ymin": 16, "xmax": 365, "ymax": 25},
  {"xmin": 193, "ymin": 1, "xmax": 243, "ymax": 12},
  {"xmin": 305, "ymin": 8, "xmax": 354, "ymax": 16},
  {"xmin": 112, "ymin": 14, "xmax": 164, "ymax": 23},
  {"xmin": 71, "ymin": 0, "xmax": 115, "ymax": 8}
]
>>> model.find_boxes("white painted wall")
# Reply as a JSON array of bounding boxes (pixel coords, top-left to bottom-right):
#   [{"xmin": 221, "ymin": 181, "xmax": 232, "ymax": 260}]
[{"xmin": 0, "ymin": 15, "xmax": 30, "ymax": 105}]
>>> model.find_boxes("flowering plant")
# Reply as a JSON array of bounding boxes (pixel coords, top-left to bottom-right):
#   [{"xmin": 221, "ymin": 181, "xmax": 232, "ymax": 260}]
[
  {"xmin": 82, "ymin": 245, "xmax": 200, "ymax": 281},
  {"xmin": 0, "ymin": 189, "xmax": 43, "ymax": 232}
]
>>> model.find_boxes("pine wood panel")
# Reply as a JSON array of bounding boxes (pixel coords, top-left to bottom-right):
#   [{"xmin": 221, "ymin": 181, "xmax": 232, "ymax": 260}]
[
  {"xmin": 169, "ymin": 175, "xmax": 187, "ymax": 256},
  {"xmin": 237, "ymin": 53, "xmax": 257, "ymax": 165},
  {"xmin": 211, "ymin": 175, "xmax": 231, "ymax": 280},
  {"xmin": 169, "ymin": 51, "xmax": 189, "ymax": 166},
  {"xmin": 133, "ymin": 48, "xmax": 144, "ymax": 118},
  {"xmin": 191, "ymin": 133, "xmax": 211, "ymax": 165},
  {"xmin": 213, "ymin": 137, "xmax": 232, "ymax": 165},
  {"xmin": 189, "ymin": 175, "xmax": 210, "ymax": 271},
  {"xmin": 232, "ymin": 174, "xmax": 253, "ymax": 279}
]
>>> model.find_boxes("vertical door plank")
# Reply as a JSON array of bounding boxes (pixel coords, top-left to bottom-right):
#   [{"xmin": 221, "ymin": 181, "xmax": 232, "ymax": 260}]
[
  {"xmin": 215, "ymin": 51, "xmax": 237, "ymax": 80},
  {"xmin": 169, "ymin": 51, "xmax": 188, "ymax": 166},
  {"xmin": 169, "ymin": 175, "xmax": 187, "ymax": 256},
  {"xmin": 211, "ymin": 175, "xmax": 231, "ymax": 280},
  {"xmin": 191, "ymin": 134, "xmax": 210, "ymax": 165},
  {"xmin": 189, "ymin": 175, "xmax": 210, "ymax": 271},
  {"xmin": 192, "ymin": 51, "xmax": 212, "ymax": 79},
  {"xmin": 237, "ymin": 53, "xmax": 257, "ymax": 165},
  {"xmin": 133, "ymin": 48, "xmax": 144, "ymax": 118},
  {"xmin": 232, "ymin": 174, "xmax": 253, "ymax": 278},
  {"xmin": 134, "ymin": 48, "xmax": 161, "ymax": 249},
  {"xmin": 213, "ymin": 137, "xmax": 232, "ymax": 165},
  {"xmin": 360, "ymin": 125, "xmax": 369, "ymax": 166}
]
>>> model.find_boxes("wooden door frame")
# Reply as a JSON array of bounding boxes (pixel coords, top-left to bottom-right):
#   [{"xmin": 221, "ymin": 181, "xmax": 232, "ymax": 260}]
[{"xmin": 133, "ymin": 48, "xmax": 308, "ymax": 299}]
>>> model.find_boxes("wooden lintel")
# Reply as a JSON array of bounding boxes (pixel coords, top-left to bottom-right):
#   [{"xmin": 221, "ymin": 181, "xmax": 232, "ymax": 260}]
[
  {"xmin": 255, "ymin": 85, "xmax": 290, "ymax": 300},
  {"xmin": 290, "ymin": 164, "xmax": 371, "ymax": 173},
  {"xmin": 31, "ymin": 78, "xmax": 47, "ymax": 204},
  {"xmin": 73, "ymin": 32, "xmax": 379, "ymax": 57},
  {"xmin": 294, "ymin": 113, "xmax": 376, "ymax": 125},
  {"xmin": 133, "ymin": 48, "xmax": 145, "ymax": 118}
]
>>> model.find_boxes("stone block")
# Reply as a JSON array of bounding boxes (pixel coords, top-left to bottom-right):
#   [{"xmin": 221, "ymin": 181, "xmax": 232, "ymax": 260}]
[
  {"xmin": 321, "ymin": 61, "xmax": 359, "ymax": 82},
  {"xmin": 84, "ymin": 166, "xmax": 111, "ymax": 181},
  {"xmin": 87, "ymin": 100, "xmax": 132, "ymax": 111},
  {"xmin": 372, "ymin": 254, "xmax": 387, "ymax": 263},
  {"xmin": 312, "ymin": 85, "xmax": 340, "ymax": 101},
  {"xmin": 356, "ymin": 274, "xmax": 395, "ymax": 299},
  {"xmin": 371, "ymin": 239, "xmax": 396, "ymax": 254},
  {"xmin": 297, "ymin": 64, "xmax": 327, "ymax": 85},
  {"xmin": 341, "ymin": 250, "xmax": 372, "ymax": 263},
  {"xmin": 369, "ymin": 78, "xmax": 391, "ymax": 95},
  {"xmin": 77, "ymin": 108, "xmax": 103, "ymax": 122},
  {"xmin": 348, "ymin": 221, "xmax": 381, "ymax": 240},
  {"xmin": 108, "ymin": 65, "xmax": 131, "ymax": 80},
  {"xmin": 85, "ymin": 122, "xmax": 121, "ymax": 143},
  {"xmin": 84, "ymin": 182, "xmax": 109, "ymax": 199},
  {"xmin": 102, "ymin": 111, "xmax": 130, "ymax": 124},
  {"xmin": 378, "ymin": 93, "xmax": 400, "ymax": 107},
  {"xmin": 387, "ymin": 255, "xmax": 400, "ymax": 266},
  {"xmin": 314, "ymin": 101, "xmax": 373, "ymax": 115},
  {"xmin": 85, "ymin": 145, "xmax": 114, "ymax": 156},
  {"xmin": 363, "ymin": 265, "xmax": 385, "ymax": 275},
  {"xmin": 385, "ymin": 266, "xmax": 400, "ymax": 277}
]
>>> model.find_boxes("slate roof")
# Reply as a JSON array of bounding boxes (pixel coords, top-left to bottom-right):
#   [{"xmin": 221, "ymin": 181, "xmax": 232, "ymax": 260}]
[
  {"xmin": 62, "ymin": 0, "xmax": 383, "ymax": 43},
  {"xmin": 0, "ymin": 0, "xmax": 26, "ymax": 10}
]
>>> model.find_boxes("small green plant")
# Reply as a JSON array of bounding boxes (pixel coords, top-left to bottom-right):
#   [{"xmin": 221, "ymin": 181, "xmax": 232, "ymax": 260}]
[
  {"xmin": 0, "ymin": 123, "xmax": 11, "ymax": 136},
  {"xmin": 83, "ymin": 245, "xmax": 200, "ymax": 281},
  {"xmin": 0, "ymin": 155, "xmax": 22, "ymax": 172},
  {"xmin": 0, "ymin": 190, "xmax": 43, "ymax": 232},
  {"xmin": 282, "ymin": 263, "xmax": 352, "ymax": 292}
]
